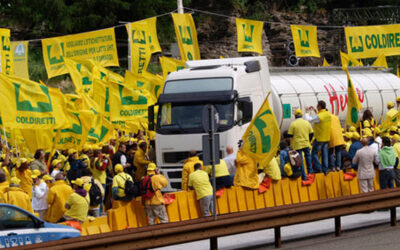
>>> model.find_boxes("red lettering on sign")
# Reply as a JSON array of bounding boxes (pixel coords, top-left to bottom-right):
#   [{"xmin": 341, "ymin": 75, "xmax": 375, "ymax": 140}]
[{"xmin": 324, "ymin": 83, "xmax": 365, "ymax": 115}]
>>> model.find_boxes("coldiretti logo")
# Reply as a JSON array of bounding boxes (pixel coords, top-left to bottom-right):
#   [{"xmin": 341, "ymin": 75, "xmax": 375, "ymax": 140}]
[
  {"xmin": 298, "ymin": 29, "xmax": 310, "ymax": 47},
  {"xmin": 119, "ymin": 85, "xmax": 147, "ymax": 105},
  {"xmin": 61, "ymin": 112, "xmax": 82, "ymax": 134},
  {"xmin": 242, "ymin": 24, "xmax": 255, "ymax": 50},
  {"xmin": 132, "ymin": 29, "xmax": 146, "ymax": 44},
  {"xmin": 349, "ymin": 32, "xmax": 400, "ymax": 53},
  {"xmin": 13, "ymin": 83, "xmax": 53, "ymax": 112},
  {"xmin": 47, "ymin": 42, "xmax": 65, "ymax": 65},
  {"xmin": 250, "ymin": 110, "xmax": 272, "ymax": 154}
]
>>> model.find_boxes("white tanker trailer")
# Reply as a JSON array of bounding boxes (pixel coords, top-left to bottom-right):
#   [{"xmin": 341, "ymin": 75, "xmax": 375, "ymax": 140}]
[{"xmin": 148, "ymin": 57, "xmax": 400, "ymax": 191}]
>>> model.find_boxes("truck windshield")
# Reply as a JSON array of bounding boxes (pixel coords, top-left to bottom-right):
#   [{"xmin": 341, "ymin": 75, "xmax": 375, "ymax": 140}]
[
  {"xmin": 164, "ymin": 77, "xmax": 233, "ymax": 94},
  {"xmin": 157, "ymin": 102, "xmax": 234, "ymax": 134}
]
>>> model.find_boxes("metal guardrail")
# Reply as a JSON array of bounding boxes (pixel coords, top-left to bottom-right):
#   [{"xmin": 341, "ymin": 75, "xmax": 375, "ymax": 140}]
[{"xmin": 17, "ymin": 189, "xmax": 400, "ymax": 250}]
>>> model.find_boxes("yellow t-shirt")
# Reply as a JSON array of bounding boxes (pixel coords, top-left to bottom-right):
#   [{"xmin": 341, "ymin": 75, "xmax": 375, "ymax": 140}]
[
  {"xmin": 288, "ymin": 118, "xmax": 313, "ymax": 150},
  {"xmin": 112, "ymin": 172, "xmax": 133, "ymax": 198},
  {"xmin": 64, "ymin": 192, "xmax": 90, "ymax": 222},
  {"xmin": 385, "ymin": 108, "xmax": 397, "ymax": 123},
  {"xmin": 314, "ymin": 109, "xmax": 331, "ymax": 142},
  {"xmin": 91, "ymin": 158, "xmax": 107, "ymax": 184},
  {"xmin": 188, "ymin": 170, "xmax": 213, "ymax": 200},
  {"xmin": 204, "ymin": 160, "xmax": 230, "ymax": 177},
  {"xmin": 262, "ymin": 157, "xmax": 281, "ymax": 181}
]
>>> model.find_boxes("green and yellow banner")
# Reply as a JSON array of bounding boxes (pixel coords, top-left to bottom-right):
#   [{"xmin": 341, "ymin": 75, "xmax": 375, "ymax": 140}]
[
  {"xmin": 241, "ymin": 92, "xmax": 280, "ymax": 164},
  {"xmin": 0, "ymin": 74, "xmax": 69, "ymax": 130},
  {"xmin": 344, "ymin": 69, "xmax": 362, "ymax": 127},
  {"xmin": 291, "ymin": 25, "xmax": 320, "ymax": 58},
  {"xmin": 0, "ymin": 28, "xmax": 14, "ymax": 75},
  {"xmin": 236, "ymin": 18, "xmax": 263, "ymax": 55},
  {"xmin": 171, "ymin": 13, "xmax": 201, "ymax": 61},
  {"xmin": 42, "ymin": 28, "xmax": 119, "ymax": 78},
  {"xmin": 11, "ymin": 41, "xmax": 29, "ymax": 79},
  {"xmin": 345, "ymin": 24, "xmax": 400, "ymax": 59},
  {"xmin": 159, "ymin": 56, "xmax": 185, "ymax": 81},
  {"xmin": 126, "ymin": 21, "xmax": 152, "ymax": 75}
]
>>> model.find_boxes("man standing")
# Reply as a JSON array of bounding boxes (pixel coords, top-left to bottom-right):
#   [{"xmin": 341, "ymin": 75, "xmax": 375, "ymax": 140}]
[
  {"xmin": 46, "ymin": 173, "xmax": 74, "ymax": 223},
  {"xmin": 112, "ymin": 164, "xmax": 134, "ymax": 201},
  {"xmin": 329, "ymin": 114, "xmax": 345, "ymax": 171},
  {"xmin": 352, "ymin": 138, "xmax": 377, "ymax": 193},
  {"xmin": 188, "ymin": 163, "xmax": 213, "ymax": 217},
  {"xmin": 384, "ymin": 101, "xmax": 397, "ymax": 123},
  {"xmin": 32, "ymin": 173, "xmax": 49, "ymax": 219},
  {"xmin": 133, "ymin": 141, "xmax": 151, "ymax": 182},
  {"xmin": 349, "ymin": 132, "xmax": 362, "ymax": 169},
  {"xmin": 306, "ymin": 101, "xmax": 332, "ymax": 175},
  {"xmin": 141, "ymin": 163, "xmax": 169, "ymax": 225},
  {"xmin": 377, "ymin": 137, "xmax": 397, "ymax": 189},
  {"xmin": 181, "ymin": 150, "xmax": 202, "ymax": 191},
  {"xmin": 30, "ymin": 149, "xmax": 47, "ymax": 175},
  {"xmin": 223, "ymin": 146, "xmax": 236, "ymax": 176},
  {"xmin": 3, "ymin": 177, "xmax": 33, "ymax": 213},
  {"xmin": 287, "ymin": 109, "xmax": 313, "ymax": 179},
  {"xmin": 234, "ymin": 141, "xmax": 259, "ymax": 189}
]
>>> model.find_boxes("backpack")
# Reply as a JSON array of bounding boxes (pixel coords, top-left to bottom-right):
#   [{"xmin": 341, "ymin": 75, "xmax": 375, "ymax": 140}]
[
  {"xmin": 89, "ymin": 177, "xmax": 102, "ymax": 207},
  {"xmin": 124, "ymin": 176, "xmax": 136, "ymax": 196},
  {"xmin": 287, "ymin": 150, "xmax": 303, "ymax": 168},
  {"xmin": 140, "ymin": 175, "xmax": 155, "ymax": 199}
]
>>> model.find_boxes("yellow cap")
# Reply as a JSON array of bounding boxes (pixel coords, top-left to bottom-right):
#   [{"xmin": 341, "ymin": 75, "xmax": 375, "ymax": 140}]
[
  {"xmin": 396, "ymin": 96, "xmax": 400, "ymax": 102},
  {"xmin": 0, "ymin": 154, "xmax": 5, "ymax": 160},
  {"xmin": 294, "ymin": 109, "xmax": 303, "ymax": 116},
  {"xmin": 68, "ymin": 148, "xmax": 77, "ymax": 155},
  {"xmin": 82, "ymin": 144, "xmax": 91, "ymax": 152},
  {"xmin": 32, "ymin": 169, "xmax": 41, "ymax": 176},
  {"xmin": 352, "ymin": 132, "xmax": 361, "ymax": 140},
  {"xmin": 390, "ymin": 125, "xmax": 398, "ymax": 132},
  {"xmin": 71, "ymin": 178, "xmax": 84, "ymax": 187},
  {"xmin": 349, "ymin": 126, "xmax": 356, "ymax": 132},
  {"xmin": 344, "ymin": 132, "xmax": 352, "ymax": 138},
  {"xmin": 10, "ymin": 177, "xmax": 21, "ymax": 185},
  {"xmin": 147, "ymin": 163, "xmax": 157, "ymax": 171},
  {"xmin": 119, "ymin": 136, "xmax": 129, "ymax": 143},
  {"xmin": 114, "ymin": 164, "xmax": 124, "ymax": 173},
  {"xmin": 20, "ymin": 158, "xmax": 28, "ymax": 164},
  {"xmin": 363, "ymin": 129, "xmax": 373, "ymax": 138},
  {"xmin": 42, "ymin": 175, "xmax": 53, "ymax": 181},
  {"xmin": 51, "ymin": 159, "xmax": 61, "ymax": 167},
  {"xmin": 138, "ymin": 140, "xmax": 146, "ymax": 145},
  {"xmin": 393, "ymin": 134, "xmax": 400, "ymax": 141},
  {"xmin": 388, "ymin": 101, "xmax": 394, "ymax": 108},
  {"xmin": 27, "ymin": 158, "xmax": 34, "ymax": 163},
  {"xmin": 31, "ymin": 174, "xmax": 39, "ymax": 179}
]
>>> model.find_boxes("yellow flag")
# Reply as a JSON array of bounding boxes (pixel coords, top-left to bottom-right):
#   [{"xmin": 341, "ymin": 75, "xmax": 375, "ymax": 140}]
[
  {"xmin": 127, "ymin": 17, "xmax": 161, "ymax": 54},
  {"xmin": 397, "ymin": 65, "xmax": 399, "ymax": 77},
  {"xmin": 42, "ymin": 28, "xmax": 119, "ymax": 78},
  {"xmin": 11, "ymin": 41, "xmax": 29, "ymax": 79},
  {"xmin": 126, "ymin": 21, "xmax": 152, "ymax": 75},
  {"xmin": 0, "ymin": 74, "xmax": 69, "ymax": 129},
  {"xmin": 0, "ymin": 28, "xmax": 14, "ymax": 75},
  {"xmin": 159, "ymin": 56, "xmax": 185, "ymax": 80},
  {"xmin": 290, "ymin": 25, "xmax": 320, "ymax": 58},
  {"xmin": 64, "ymin": 58, "xmax": 96, "ymax": 95},
  {"xmin": 372, "ymin": 54, "xmax": 388, "ymax": 69},
  {"xmin": 323, "ymin": 58, "xmax": 330, "ymax": 67},
  {"xmin": 344, "ymin": 69, "xmax": 362, "ymax": 126},
  {"xmin": 87, "ymin": 115, "xmax": 114, "ymax": 145},
  {"xmin": 92, "ymin": 62, "xmax": 124, "ymax": 84},
  {"xmin": 109, "ymin": 82, "xmax": 154, "ymax": 122},
  {"xmin": 54, "ymin": 110, "xmax": 94, "ymax": 150},
  {"xmin": 340, "ymin": 51, "xmax": 361, "ymax": 69},
  {"xmin": 236, "ymin": 18, "xmax": 263, "ymax": 54},
  {"xmin": 171, "ymin": 13, "xmax": 201, "ymax": 61},
  {"xmin": 20, "ymin": 129, "xmax": 55, "ymax": 153},
  {"xmin": 241, "ymin": 92, "xmax": 280, "ymax": 164},
  {"xmin": 124, "ymin": 70, "xmax": 163, "ymax": 99}
]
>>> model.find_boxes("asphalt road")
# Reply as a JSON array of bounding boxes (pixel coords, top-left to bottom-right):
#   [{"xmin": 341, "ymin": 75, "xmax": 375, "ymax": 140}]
[{"xmin": 254, "ymin": 222, "xmax": 400, "ymax": 250}]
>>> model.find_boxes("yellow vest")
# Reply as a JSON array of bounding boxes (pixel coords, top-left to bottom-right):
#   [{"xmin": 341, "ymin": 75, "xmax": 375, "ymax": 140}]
[{"xmin": 314, "ymin": 109, "xmax": 331, "ymax": 142}]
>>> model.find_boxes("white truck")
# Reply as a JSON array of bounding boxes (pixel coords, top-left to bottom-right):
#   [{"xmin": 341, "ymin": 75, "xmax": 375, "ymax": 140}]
[{"xmin": 148, "ymin": 56, "xmax": 400, "ymax": 191}]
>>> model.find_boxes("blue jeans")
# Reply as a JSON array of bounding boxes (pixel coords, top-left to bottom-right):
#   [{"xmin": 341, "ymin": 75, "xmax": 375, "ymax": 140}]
[
  {"xmin": 329, "ymin": 146, "xmax": 342, "ymax": 169},
  {"xmin": 297, "ymin": 147, "xmax": 311, "ymax": 180},
  {"xmin": 100, "ymin": 184, "xmax": 106, "ymax": 214},
  {"xmin": 311, "ymin": 141, "xmax": 329, "ymax": 174},
  {"xmin": 379, "ymin": 169, "xmax": 394, "ymax": 189}
]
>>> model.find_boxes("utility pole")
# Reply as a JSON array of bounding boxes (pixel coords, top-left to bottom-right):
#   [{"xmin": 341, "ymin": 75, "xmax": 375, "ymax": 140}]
[{"xmin": 177, "ymin": 0, "xmax": 184, "ymax": 14}]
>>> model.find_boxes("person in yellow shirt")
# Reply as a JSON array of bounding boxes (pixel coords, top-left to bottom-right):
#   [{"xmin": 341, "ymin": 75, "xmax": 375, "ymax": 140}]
[
  {"xmin": 3, "ymin": 177, "xmax": 33, "ymax": 213},
  {"xmin": 189, "ymin": 163, "xmax": 213, "ymax": 217},
  {"xmin": 385, "ymin": 101, "xmax": 397, "ymax": 124},
  {"xmin": 181, "ymin": 150, "xmax": 203, "ymax": 191},
  {"xmin": 15, "ymin": 158, "xmax": 33, "ymax": 199},
  {"xmin": 61, "ymin": 178, "xmax": 90, "ymax": 223},
  {"xmin": 141, "ymin": 163, "xmax": 169, "ymax": 225},
  {"xmin": 45, "ymin": 173, "xmax": 74, "ymax": 223},
  {"xmin": 133, "ymin": 141, "xmax": 151, "ymax": 182},
  {"xmin": 392, "ymin": 134, "xmax": 400, "ymax": 187},
  {"xmin": 204, "ymin": 159, "xmax": 233, "ymax": 190},
  {"xmin": 0, "ymin": 169, "xmax": 9, "ymax": 202},
  {"xmin": 112, "ymin": 164, "xmax": 134, "ymax": 201},
  {"xmin": 260, "ymin": 157, "xmax": 281, "ymax": 181},
  {"xmin": 329, "ymin": 114, "xmax": 345, "ymax": 172},
  {"xmin": 362, "ymin": 109, "xmax": 376, "ymax": 135},
  {"xmin": 234, "ymin": 142, "xmax": 259, "ymax": 189},
  {"xmin": 91, "ymin": 151, "xmax": 110, "ymax": 214},
  {"xmin": 305, "ymin": 101, "xmax": 332, "ymax": 175},
  {"xmin": 79, "ymin": 144, "xmax": 92, "ymax": 168},
  {"xmin": 287, "ymin": 109, "xmax": 313, "ymax": 178}
]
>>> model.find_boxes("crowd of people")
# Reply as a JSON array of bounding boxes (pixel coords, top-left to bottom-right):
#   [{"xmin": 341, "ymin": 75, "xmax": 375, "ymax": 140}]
[{"xmin": 1, "ymin": 98, "xmax": 400, "ymax": 226}]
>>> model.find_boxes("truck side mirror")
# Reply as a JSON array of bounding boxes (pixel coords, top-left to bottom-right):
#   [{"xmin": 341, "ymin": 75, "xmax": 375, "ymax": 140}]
[
  {"xmin": 148, "ymin": 105, "xmax": 155, "ymax": 131},
  {"xmin": 237, "ymin": 97, "xmax": 252, "ymax": 125}
]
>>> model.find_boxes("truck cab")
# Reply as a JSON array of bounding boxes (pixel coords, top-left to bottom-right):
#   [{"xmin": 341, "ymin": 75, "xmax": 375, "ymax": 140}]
[{"xmin": 149, "ymin": 57, "xmax": 271, "ymax": 191}]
